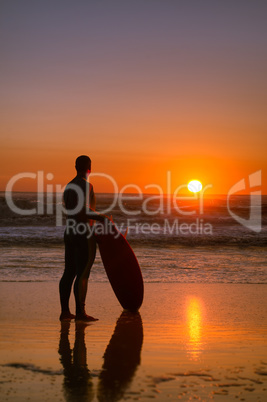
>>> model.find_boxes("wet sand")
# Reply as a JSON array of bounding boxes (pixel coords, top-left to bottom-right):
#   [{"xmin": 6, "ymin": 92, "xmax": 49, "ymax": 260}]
[{"xmin": 0, "ymin": 282, "xmax": 267, "ymax": 401}]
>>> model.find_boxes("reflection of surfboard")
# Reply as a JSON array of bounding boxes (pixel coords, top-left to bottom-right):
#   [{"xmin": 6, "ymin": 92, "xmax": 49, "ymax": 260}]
[
  {"xmin": 95, "ymin": 220, "xmax": 144, "ymax": 311},
  {"xmin": 97, "ymin": 312, "xmax": 143, "ymax": 401}
]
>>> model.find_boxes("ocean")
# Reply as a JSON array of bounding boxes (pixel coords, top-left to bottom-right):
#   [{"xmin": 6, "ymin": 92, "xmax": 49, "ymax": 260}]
[{"xmin": 0, "ymin": 192, "xmax": 266, "ymax": 284}]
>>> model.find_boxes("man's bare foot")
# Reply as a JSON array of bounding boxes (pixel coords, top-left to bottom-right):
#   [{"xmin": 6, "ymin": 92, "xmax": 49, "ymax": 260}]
[
  {"xmin": 59, "ymin": 312, "xmax": 76, "ymax": 321},
  {"xmin": 75, "ymin": 314, "xmax": 99, "ymax": 322}
]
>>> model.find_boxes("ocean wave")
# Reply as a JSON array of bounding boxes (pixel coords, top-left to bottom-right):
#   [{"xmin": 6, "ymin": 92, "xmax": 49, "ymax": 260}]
[
  {"xmin": 1, "ymin": 193, "xmax": 266, "ymax": 247},
  {"xmin": 1, "ymin": 193, "xmax": 267, "ymax": 224},
  {"xmin": 0, "ymin": 228, "xmax": 266, "ymax": 247}
]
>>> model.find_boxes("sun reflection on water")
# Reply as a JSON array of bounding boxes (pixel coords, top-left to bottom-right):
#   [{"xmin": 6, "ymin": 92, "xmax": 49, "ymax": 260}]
[{"xmin": 186, "ymin": 297, "xmax": 204, "ymax": 360}]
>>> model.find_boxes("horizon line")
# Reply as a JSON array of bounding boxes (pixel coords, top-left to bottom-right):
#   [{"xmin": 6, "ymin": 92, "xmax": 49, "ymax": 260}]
[{"xmin": 1, "ymin": 191, "xmax": 266, "ymax": 196}]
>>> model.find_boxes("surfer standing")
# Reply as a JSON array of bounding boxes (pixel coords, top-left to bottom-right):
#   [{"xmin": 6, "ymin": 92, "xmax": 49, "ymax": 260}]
[{"xmin": 59, "ymin": 155, "xmax": 107, "ymax": 322}]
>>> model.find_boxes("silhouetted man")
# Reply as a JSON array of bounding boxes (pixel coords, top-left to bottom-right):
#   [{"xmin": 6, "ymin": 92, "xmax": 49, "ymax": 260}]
[{"xmin": 59, "ymin": 155, "xmax": 106, "ymax": 321}]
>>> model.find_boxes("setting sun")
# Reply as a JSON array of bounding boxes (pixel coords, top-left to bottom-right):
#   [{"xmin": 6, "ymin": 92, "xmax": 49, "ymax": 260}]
[{"xmin": 187, "ymin": 180, "xmax": 203, "ymax": 193}]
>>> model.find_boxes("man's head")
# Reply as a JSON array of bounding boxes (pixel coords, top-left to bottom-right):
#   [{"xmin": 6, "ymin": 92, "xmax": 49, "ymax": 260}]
[{"xmin": 75, "ymin": 155, "xmax": 91, "ymax": 174}]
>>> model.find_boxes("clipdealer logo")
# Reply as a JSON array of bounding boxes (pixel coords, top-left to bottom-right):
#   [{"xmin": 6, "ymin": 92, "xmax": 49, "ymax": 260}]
[
  {"xmin": 227, "ymin": 170, "xmax": 262, "ymax": 233},
  {"xmin": 4, "ymin": 169, "xmax": 263, "ymax": 234},
  {"xmin": 4, "ymin": 170, "xmax": 213, "ymax": 228}
]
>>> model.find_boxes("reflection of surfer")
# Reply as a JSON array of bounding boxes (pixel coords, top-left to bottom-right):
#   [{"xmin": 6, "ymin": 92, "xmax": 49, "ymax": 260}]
[
  {"xmin": 59, "ymin": 155, "xmax": 108, "ymax": 322},
  {"xmin": 97, "ymin": 312, "xmax": 143, "ymax": 402},
  {"xmin": 58, "ymin": 312, "xmax": 143, "ymax": 401},
  {"xmin": 58, "ymin": 321, "xmax": 94, "ymax": 402}
]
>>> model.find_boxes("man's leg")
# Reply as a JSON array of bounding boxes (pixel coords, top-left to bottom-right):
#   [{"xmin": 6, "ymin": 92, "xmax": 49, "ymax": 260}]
[
  {"xmin": 74, "ymin": 234, "xmax": 98, "ymax": 321},
  {"xmin": 59, "ymin": 234, "xmax": 76, "ymax": 320}
]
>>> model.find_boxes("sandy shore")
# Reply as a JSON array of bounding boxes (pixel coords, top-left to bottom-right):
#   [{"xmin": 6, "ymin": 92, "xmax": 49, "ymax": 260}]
[{"xmin": 0, "ymin": 282, "xmax": 267, "ymax": 401}]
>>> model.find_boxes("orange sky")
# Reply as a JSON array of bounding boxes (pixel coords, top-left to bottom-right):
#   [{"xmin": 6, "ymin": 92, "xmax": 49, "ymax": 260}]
[{"xmin": 1, "ymin": 1, "xmax": 266, "ymax": 194}]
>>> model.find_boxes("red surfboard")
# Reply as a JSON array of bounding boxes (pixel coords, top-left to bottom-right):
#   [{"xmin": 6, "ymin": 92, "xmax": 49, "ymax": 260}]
[{"xmin": 95, "ymin": 220, "xmax": 144, "ymax": 311}]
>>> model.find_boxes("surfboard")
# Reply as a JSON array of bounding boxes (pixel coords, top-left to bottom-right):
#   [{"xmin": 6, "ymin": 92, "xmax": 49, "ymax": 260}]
[{"xmin": 95, "ymin": 220, "xmax": 144, "ymax": 311}]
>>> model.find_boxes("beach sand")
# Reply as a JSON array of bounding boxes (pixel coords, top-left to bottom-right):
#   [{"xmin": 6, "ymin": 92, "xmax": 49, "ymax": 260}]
[{"xmin": 0, "ymin": 282, "xmax": 267, "ymax": 401}]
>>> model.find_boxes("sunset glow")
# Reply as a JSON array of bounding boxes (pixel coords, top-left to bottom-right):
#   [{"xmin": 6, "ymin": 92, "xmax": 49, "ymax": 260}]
[{"xmin": 0, "ymin": 2, "xmax": 266, "ymax": 194}]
